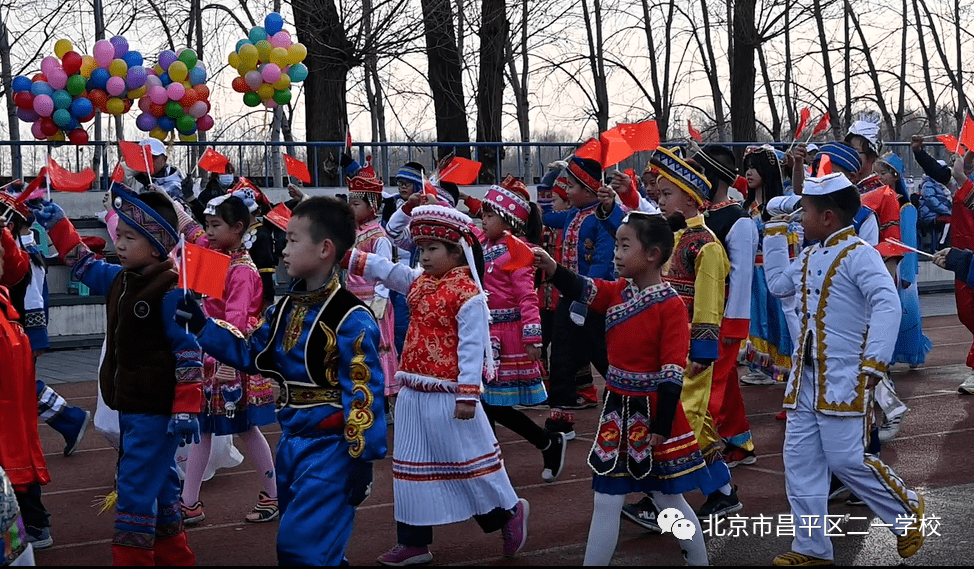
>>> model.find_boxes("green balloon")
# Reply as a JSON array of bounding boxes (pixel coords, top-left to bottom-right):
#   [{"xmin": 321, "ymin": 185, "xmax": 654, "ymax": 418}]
[
  {"xmin": 165, "ymin": 100, "xmax": 184, "ymax": 118},
  {"xmin": 272, "ymin": 89, "xmax": 291, "ymax": 105},
  {"xmin": 243, "ymin": 91, "xmax": 261, "ymax": 107},
  {"xmin": 178, "ymin": 49, "xmax": 198, "ymax": 69},
  {"xmin": 66, "ymin": 74, "xmax": 86, "ymax": 96},
  {"xmin": 176, "ymin": 114, "xmax": 195, "ymax": 133}
]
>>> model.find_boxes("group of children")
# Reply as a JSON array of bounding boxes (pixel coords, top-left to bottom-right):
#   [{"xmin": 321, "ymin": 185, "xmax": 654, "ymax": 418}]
[{"xmin": 0, "ymin": 124, "xmax": 937, "ymax": 566}]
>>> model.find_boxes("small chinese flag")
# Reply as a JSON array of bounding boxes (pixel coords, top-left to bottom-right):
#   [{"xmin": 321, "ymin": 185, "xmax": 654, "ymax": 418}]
[
  {"xmin": 811, "ymin": 113, "xmax": 831, "ymax": 136},
  {"xmin": 119, "ymin": 140, "xmax": 153, "ymax": 173},
  {"xmin": 937, "ymin": 134, "xmax": 966, "ymax": 155},
  {"xmin": 599, "ymin": 127, "xmax": 635, "ymax": 168},
  {"xmin": 110, "ymin": 162, "xmax": 125, "ymax": 183},
  {"xmin": 688, "ymin": 120, "xmax": 703, "ymax": 143},
  {"xmin": 575, "ymin": 138, "xmax": 602, "ymax": 162},
  {"xmin": 198, "ymin": 148, "xmax": 230, "ymax": 173},
  {"xmin": 179, "ymin": 241, "xmax": 232, "ymax": 299},
  {"xmin": 345, "ymin": 127, "xmax": 353, "ymax": 152},
  {"xmin": 616, "ymin": 121, "xmax": 660, "ymax": 152},
  {"xmin": 284, "ymin": 154, "xmax": 312, "ymax": 184},
  {"xmin": 501, "ymin": 231, "xmax": 535, "ymax": 271},
  {"xmin": 795, "ymin": 108, "xmax": 811, "ymax": 138},
  {"xmin": 440, "ymin": 157, "xmax": 482, "ymax": 185},
  {"xmin": 959, "ymin": 115, "xmax": 974, "ymax": 154},
  {"xmin": 47, "ymin": 156, "xmax": 96, "ymax": 192},
  {"xmin": 422, "ymin": 173, "xmax": 438, "ymax": 198},
  {"xmin": 23, "ymin": 170, "xmax": 47, "ymax": 200},
  {"xmin": 265, "ymin": 202, "xmax": 293, "ymax": 232},
  {"xmin": 816, "ymin": 154, "xmax": 832, "ymax": 177}
]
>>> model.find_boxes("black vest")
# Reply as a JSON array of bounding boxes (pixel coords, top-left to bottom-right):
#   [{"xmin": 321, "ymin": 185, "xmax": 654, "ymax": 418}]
[{"xmin": 705, "ymin": 202, "xmax": 749, "ymax": 250}]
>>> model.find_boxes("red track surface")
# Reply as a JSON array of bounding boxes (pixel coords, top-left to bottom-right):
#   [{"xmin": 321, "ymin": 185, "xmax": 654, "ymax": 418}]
[{"xmin": 31, "ymin": 315, "xmax": 974, "ymax": 565}]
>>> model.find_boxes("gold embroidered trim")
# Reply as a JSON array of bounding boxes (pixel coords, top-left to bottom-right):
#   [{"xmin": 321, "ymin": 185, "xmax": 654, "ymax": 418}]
[
  {"xmin": 824, "ymin": 226, "xmax": 856, "ymax": 248},
  {"xmin": 860, "ymin": 358, "xmax": 888, "ymax": 374},
  {"xmin": 784, "ymin": 249, "xmax": 813, "ymax": 407},
  {"xmin": 315, "ymin": 321, "xmax": 340, "ymax": 387},
  {"xmin": 345, "ymin": 330, "xmax": 375, "ymax": 459},
  {"xmin": 213, "ymin": 319, "xmax": 245, "ymax": 339},
  {"xmin": 282, "ymin": 304, "xmax": 308, "ymax": 353},
  {"xmin": 764, "ymin": 224, "xmax": 788, "ymax": 237}
]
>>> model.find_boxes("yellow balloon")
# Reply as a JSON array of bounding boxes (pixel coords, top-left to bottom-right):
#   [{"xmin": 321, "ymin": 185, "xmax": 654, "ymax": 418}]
[
  {"xmin": 106, "ymin": 97, "xmax": 125, "ymax": 115},
  {"xmin": 181, "ymin": 80, "xmax": 192, "ymax": 90},
  {"xmin": 48, "ymin": 131, "xmax": 66, "ymax": 142},
  {"xmin": 168, "ymin": 61, "xmax": 188, "ymax": 82},
  {"xmin": 150, "ymin": 127, "xmax": 168, "ymax": 141},
  {"xmin": 228, "ymin": 51, "xmax": 240, "ymax": 69},
  {"xmin": 109, "ymin": 59, "xmax": 128, "ymax": 77},
  {"xmin": 80, "ymin": 56, "xmax": 98, "ymax": 78},
  {"xmin": 288, "ymin": 43, "xmax": 307, "ymax": 66},
  {"xmin": 255, "ymin": 40, "xmax": 272, "ymax": 63},
  {"xmin": 179, "ymin": 133, "xmax": 198, "ymax": 142},
  {"xmin": 269, "ymin": 47, "xmax": 288, "ymax": 67},
  {"xmin": 127, "ymin": 86, "xmax": 147, "ymax": 99},
  {"xmin": 54, "ymin": 39, "xmax": 73, "ymax": 59},
  {"xmin": 239, "ymin": 44, "xmax": 258, "ymax": 61},
  {"xmin": 256, "ymin": 82, "xmax": 274, "ymax": 101},
  {"xmin": 154, "ymin": 64, "xmax": 165, "ymax": 75},
  {"xmin": 272, "ymin": 74, "xmax": 291, "ymax": 90}
]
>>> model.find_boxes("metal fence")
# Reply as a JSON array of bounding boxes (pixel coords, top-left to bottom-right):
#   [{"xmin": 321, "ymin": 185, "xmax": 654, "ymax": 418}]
[{"xmin": 0, "ymin": 139, "xmax": 957, "ymax": 192}]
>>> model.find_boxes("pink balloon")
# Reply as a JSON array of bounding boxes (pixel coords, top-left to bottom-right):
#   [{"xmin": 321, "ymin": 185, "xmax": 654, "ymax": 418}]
[
  {"xmin": 106, "ymin": 76, "xmax": 126, "ymax": 96},
  {"xmin": 138, "ymin": 96, "xmax": 151, "ymax": 113},
  {"xmin": 148, "ymin": 85, "xmax": 168, "ymax": 105},
  {"xmin": 166, "ymin": 82, "xmax": 185, "ymax": 101},
  {"xmin": 47, "ymin": 68, "xmax": 67, "ymax": 90},
  {"xmin": 269, "ymin": 31, "xmax": 292, "ymax": 49},
  {"xmin": 188, "ymin": 101, "xmax": 207, "ymax": 119},
  {"xmin": 93, "ymin": 40, "xmax": 114, "ymax": 67},
  {"xmin": 146, "ymin": 67, "xmax": 157, "ymax": 76},
  {"xmin": 144, "ymin": 75, "xmax": 162, "ymax": 89},
  {"xmin": 262, "ymin": 99, "xmax": 278, "ymax": 108},
  {"xmin": 196, "ymin": 114, "xmax": 214, "ymax": 132},
  {"xmin": 40, "ymin": 56, "xmax": 61, "ymax": 76},
  {"xmin": 31, "ymin": 121, "xmax": 45, "ymax": 140},
  {"xmin": 244, "ymin": 70, "xmax": 263, "ymax": 91},
  {"xmin": 32, "ymin": 94, "xmax": 54, "ymax": 117},
  {"xmin": 260, "ymin": 63, "xmax": 281, "ymax": 84}
]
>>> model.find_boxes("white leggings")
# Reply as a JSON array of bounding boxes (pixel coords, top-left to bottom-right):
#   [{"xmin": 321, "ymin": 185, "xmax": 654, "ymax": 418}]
[{"xmin": 583, "ymin": 491, "xmax": 709, "ymax": 566}]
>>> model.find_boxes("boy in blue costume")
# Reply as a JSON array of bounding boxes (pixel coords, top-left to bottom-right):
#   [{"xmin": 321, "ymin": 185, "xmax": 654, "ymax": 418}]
[
  {"xmin": 175, "ymin": 196, "xmax": 387, "ymax": 565},
  {"xmin": 30, "ymin": 184, "xmax": 203, "ymax": 565}
]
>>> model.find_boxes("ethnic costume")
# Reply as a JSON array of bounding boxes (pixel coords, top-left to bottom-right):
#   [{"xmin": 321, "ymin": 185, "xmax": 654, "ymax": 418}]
[
  {"xmin": 37, "ymin": 184, "xmax": 202, "ymax": 565},
  {"xmin": 195, "ymin": 269, "xmax": 386, "ymax": 565},
  {"xmin": 763, "ymin": 174, "xmax": 924, "ymax": 564},
  {"xmin": 892, "ymin": 203, "xmax": 931, "ymax": 365}
]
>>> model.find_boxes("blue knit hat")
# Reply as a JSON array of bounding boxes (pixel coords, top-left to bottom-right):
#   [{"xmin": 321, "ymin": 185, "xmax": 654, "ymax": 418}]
[
  {"xmin": 396, "ymin": 162, "xmax": 424, "ymax": 190},
  {"xmin": 111, "ymin": 182, "xmax": 178, "ymax": 258},
  {"xmin": 816, "ymin": 142, "xmax": 862, "ymax": 175}
]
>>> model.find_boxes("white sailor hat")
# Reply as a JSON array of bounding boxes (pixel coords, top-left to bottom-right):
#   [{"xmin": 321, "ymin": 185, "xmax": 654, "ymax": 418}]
[{"xmin": 802, "ymin": 173, "xmax": 856, "ymax": 196}]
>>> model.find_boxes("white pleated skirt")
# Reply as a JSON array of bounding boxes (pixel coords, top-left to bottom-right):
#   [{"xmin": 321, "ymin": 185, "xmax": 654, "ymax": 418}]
[{"xmin": 392, "ymin": 385, "xmax": 519, "ymax": 526}]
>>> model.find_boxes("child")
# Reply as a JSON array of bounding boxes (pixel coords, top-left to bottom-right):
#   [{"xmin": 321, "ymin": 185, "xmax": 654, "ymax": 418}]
[
  {"xmin": 0, "ymin": 226, "xmax": 52, "ymax": 552},
  {"xmin": 536, "ymin": 167, "xmax": 570, "ymax": 378},
  {"xmin": 343, "ymin": 157, "xmax": 400, "ymax": 403},
  {"xmin": 763, "ymin": 173, "xmax": 925, "ymax": 566},
  {"xmin": 1, "ymin": 466, "xmax": 35, "ymax": 565},
  {"xmin": 175, "ymin": 196, "xmax": 386, "ymax": 565},
  {"xmin": 171, "ymin": 190, "xmax": 278, "ymax": 525},
  {"xmin": 29, "ymin": 185, "xmax": 202, "ymax": 565},
  {"xmin": 479, "ymin": 176, "xmax": 566, "ymax": 482},
  {"xmin": 345, "ymin": 205, "xmax": 529, "ymax": 566},
  {"xmin": 535, "ymin": 212, "xmax": 713, "ymax": 566}
]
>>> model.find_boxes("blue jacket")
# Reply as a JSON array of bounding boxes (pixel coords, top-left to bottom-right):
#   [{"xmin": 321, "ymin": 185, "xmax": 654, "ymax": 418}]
[
  {"xmin": 542, "ymin": 201, "xmax": 620, "ymax": 280},
  {"xmin": 917, "ymin": 175, "xmax": 952, "ymax": 226}
]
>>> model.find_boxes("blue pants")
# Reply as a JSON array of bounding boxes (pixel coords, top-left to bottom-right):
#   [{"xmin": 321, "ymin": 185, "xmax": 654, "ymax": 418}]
[
  {"xmin": 390, "ymin": 290, "xmax": 409, "ymax": 355},
  {"xmin": 275, "ymin": 431, "xmax": 357, "ymax": 565},
  {"xmin": 113, "ymin": 413, "xmax": 183, "ymax": 550}
]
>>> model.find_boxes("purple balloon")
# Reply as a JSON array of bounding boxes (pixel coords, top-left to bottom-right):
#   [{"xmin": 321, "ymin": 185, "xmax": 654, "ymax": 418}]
[
  {"xmin": 144, "ymin": 75, "xmax": 163, "ymax": 89},
  {"xmin": 158, "ymin": 50, "xmax": 177, "ymax": 70},
  {"xmin": 136, "ymin": 113, "xmax": 156, "ymax": 132},
  {"xmin": 187, "ymin": 101, "xmax": 207, "ymax": 119},
  {"xmin": 17, "ymin": 108, "xmax": 39, "ymax": 122},
  {"xmin": 110, "ymin": 35, "xmax": 129, "ymax": 58},
  {"xmin": 33, "ymin": 94, "xmax": 54, "ymax": 117},
  {"xmin": 31, "ymin": 121, "xmax": 45, "ymax": 139},
  {"xmin": 126, "ymin": 66, "xmax": 147, "ymax": 89}
]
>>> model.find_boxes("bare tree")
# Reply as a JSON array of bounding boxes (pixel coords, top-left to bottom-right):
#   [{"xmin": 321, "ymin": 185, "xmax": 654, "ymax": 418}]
[
  {"xmin": 420, "ymin": 0, "xmax": 471, "ymax": 159},
  {"xmin": 474, "ymin": 0, "xmax": 507, "ymax": 183}
]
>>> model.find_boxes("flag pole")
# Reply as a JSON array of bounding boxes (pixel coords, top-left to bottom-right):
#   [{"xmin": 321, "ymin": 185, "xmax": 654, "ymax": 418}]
[
  {"xmin": 45, "ymin": 151, "xmax": 51, "ymax": 201},
  {"xmin": 180, "ymin": 234, "xmax": 189, "ymax": 332},
  {"xmin": 885, "ymin": 237, "xmax": 935, "ymax": 259}
]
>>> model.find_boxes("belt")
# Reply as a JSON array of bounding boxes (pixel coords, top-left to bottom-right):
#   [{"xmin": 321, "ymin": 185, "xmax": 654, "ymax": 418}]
[{"xmin": 280, "ymin": 385, "xmax": 341, "ymax": 408}]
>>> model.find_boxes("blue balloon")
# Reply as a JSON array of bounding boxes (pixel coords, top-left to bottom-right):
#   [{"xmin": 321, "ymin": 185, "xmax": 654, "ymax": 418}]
[
  {"xmin": 248, "ymin": 26, "xmax": 267, "ymax": 44},
  {"xmin": 123, "ymin": 50, "xmax": 143, "ymax": 68},
  {"xmin": 287, "ymin": 63, "xmax": 308, "ymax": 83},
  {"xmin": 264, "ymin": 12, "xmax": 284, "ymax": 35},
  {"xmin": 89, "ymin": 68, "xmax": 110, "ymax": 90},
  {"xmin": 30, "ymin": 81, "xmax": 53, "ymax": 97},
  {"xmin": 70, "ymin": 97, "xmax": 93, "ymax": 118},
  {"xmin": 235, "ymin": 39, "xmax": 252, "ymax": 53},
  {"xmin": 53, "ymin": 108, "xmax": 72, "ymax": 128},
  {"xmin": 188, "ymin": 66, "xmax": 207, "ymax": 86},
  {"xmin": 12, "ymin": 75, "xmax": 31, "ymax": 92},
  {"xmin": 159, "ymin": 72, "xmax": 171, "ymax": 86},
  {"xmin": 157, "ymin": 116, "xmax": 175, "ymax": 132},
  {"xmin": 65, "ymin": 117, "xmax": 80, "ymax": 131}
]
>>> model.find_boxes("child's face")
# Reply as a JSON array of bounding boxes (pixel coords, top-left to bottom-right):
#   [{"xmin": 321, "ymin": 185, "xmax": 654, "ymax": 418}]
[
  {"xmin": 745, "ymin": 167, "xmax": 763, "ymax": 191},
  {"xmin": 416, "ymin": 239, "xmax": 462, "ymax": 277},
  {"xmin": 205, "ymin": 214, "xmax": 243, "ymax": 252},
  {"xmin": 481, "ymin": 209, "xmax": 508, "ymax": 241},
  {"xmin": 398, "ymin": 181, "xmax": 415, "ymax": 201},
  {"xmin": 642, "ymin": 174, "xmax": 660, "ymax": 201},
  {"xmin": 800, "ymin": 196, "xmax": 831, "ymax": 242},
  {"xmin": 115, "ymin": 220, "xmax": 159, "ymax": 270},
  {"xmin": 657, "ymin": 179, "xmax": 697, "ymax": 219},
  {"xmin": 348, "ymin": 197, "xmax": 375, "ymax": 225},
  {"xmin": 613, "ymin": 223, "xmax": 657, "ymax": 280},
  {"xmin": 565, "ymin": 176, "xmax": 596, "ymax": 208},
  {"xmin": 873, "ymin": 162, "xmax": 899, "ymax": 190},
  {"xmin": 283, "ymin": 215, "xmax": 328, "ymax": 280},
  {"xmin": 551, "ymin": 193, "xmax": 569, "ymax": 211}
]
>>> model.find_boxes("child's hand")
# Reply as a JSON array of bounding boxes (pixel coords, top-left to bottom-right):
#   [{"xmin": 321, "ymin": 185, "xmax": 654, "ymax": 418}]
[
  {"xmin": 287, "ymin": 184, "xmax": 305, "ymax": 201},
  {"xmin": 686, "ymin": 361, "xmax": 708, "ymax": 377},
  {"xmin": 932, "ymin": 247, "xmax": 951, "ymax": 269},
  {"xmin": 597, "ymin": 185, "xmax": 616, "ymax": 213},
  {"xmin": 610, "ymin": 170, "xmax": 631, "ymax": 194},
  {"xmin": 402, "ymin": 192, "xmax": 425, "ymax": 215},
  {"xmin": 647, "ymin": 433, "xmax": 665, "ymax": 447},
  {"xmin": 532, "ymin": 247, "xmax": 557, "ymax": 275},
  {"xmin": 526, "ymin": 344, "xmax": 542, "ymax": 362},
  {"xmin": 454, "ymin": 400, "xmax": 476, "ymax": 420}
]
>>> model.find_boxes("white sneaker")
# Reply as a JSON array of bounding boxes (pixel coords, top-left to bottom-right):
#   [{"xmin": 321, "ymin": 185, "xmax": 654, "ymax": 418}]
[
  {"xmin": 878, "ymin": 416, "xmax": 903, "ymax": 443},
  {"xmin": 740, "ymin": 371, "xmax": 776, "ymax": 385},
  {"xmin": 959, "ymin": 376, "xmax": 974, "ymax": 395}
]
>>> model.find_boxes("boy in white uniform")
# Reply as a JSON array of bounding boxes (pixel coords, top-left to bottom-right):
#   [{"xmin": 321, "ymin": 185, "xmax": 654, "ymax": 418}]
[{"xmin": 762, "ymin": 173, "xmax": 926, "ymax": 566}]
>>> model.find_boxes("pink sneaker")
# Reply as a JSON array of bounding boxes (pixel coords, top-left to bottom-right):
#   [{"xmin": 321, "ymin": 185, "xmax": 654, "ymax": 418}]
[
  {"xmin": 376, "ymin": 544, "xmax": 433, "ymax": 566},
  {"xmin": 502, "ymin": 498, "xmax": 529, "ymax": 557}
]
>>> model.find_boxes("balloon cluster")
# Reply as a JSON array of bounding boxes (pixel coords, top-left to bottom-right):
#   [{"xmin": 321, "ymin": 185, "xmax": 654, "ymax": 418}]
[
  {"xmin": 135, "ymin": 48, "xmax": 213, "ymax": 141},
  {"xmin": 86, "ymin": 36, "xmax": 147, "ymax": 119},
  {"xmin": 228, "ymin": 12, "xmax": 307, "ymax": 109}
]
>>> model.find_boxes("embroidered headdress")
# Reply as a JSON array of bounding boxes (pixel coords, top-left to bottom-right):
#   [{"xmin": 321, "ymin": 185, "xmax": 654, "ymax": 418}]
[
  {"xmin": 346, "ymin": 155, "xmax": 384, "ymax": 209},
  {"xmin": 566, "ymin": 156, "xmax": 602, "ymax": 195},
  {"xmin": 483, "ymin": 175, "xmax": 531, "ymax": 231},
  {"xmin": 650, "ymin": 147, "xmax": 711, "ymax": 206},
  {"xmin": 111, "ymin": 182, "xmax": 178, "ymax": 257}
]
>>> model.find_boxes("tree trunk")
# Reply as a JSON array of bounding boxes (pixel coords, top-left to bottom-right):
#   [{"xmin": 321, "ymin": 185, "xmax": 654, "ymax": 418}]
[
  {"xmin": 911, "ymin": 0, "xmax": 939, "ymax": 133},
  {"xmin": 757, "ymin": 44, "xmax": 780, "ymax": 139},
  {"xmin": 641, "ymin": 0, "xmax": 675, "ymax": 139},
  {"xmin": 731, "ymin": 0, "xmax": 757, "ymax": 143},
  {"xmin": 579, "ymin": 0, "xmax": 609, "ymax": 133},
  {"xmin": 917, "ymin": 0, "xmax": 967, "ymax": 130},
  {"xmin": 699, "ymin": 0, "xmax": 727, "ymax": 140},
  {"xmin": 0, "ymin": 18, "xmax": 22, "ymax": 180},
  {"xmin": 420, "ymin": 0, "xmax": 470, "ymax": 159},
  {"xmin": 956, "ymin": 0, "xmax": 964, "ymax": 133},
  {"xmin": 812, "ymin": 0, "xmax": 840, "ymax": 138},
  {"xmin": 843, "ymin": 3, "xmax": 852, "ymax": 129},
  {"xmin": 475, "ymin": 0, "xmax": 507, "ymax": 184},
  {"xmin": 846, "ymin": 2, "xmax": 895, "ymax": 141},
  {"xmin": 896, "ymin": 0, "xmax": 908, "ymax": 138},
  {"xmin": 505, "ymin": 0, "xmax": 530, "ymax": 178},
  {"xmin": 293, "ymin": 0, "xmax": 358, "ymax": 185},
  {"xmin": 783, "ymin": 3, "xmax": 795, "ymax": 135}
]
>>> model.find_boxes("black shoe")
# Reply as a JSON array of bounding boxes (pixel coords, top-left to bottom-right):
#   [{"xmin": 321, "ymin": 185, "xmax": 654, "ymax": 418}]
[
  {"xmin": 845, "ymin": 494, "xmax": 866, "ymax": 506},
  {"xmin": 541, "ymin": 431, "xmax": 566, "ymax": 483},
  {"xmin": 697, "ymin": 486, "xmax": 743, "ymax": 518},
  {"xmin": 828, "ymin": 476, "xmax": 849, "ymax": 501},
  {"xmin": 621, "ymin": 496, "xmax": 662, "ymax": 533},
  {"xmin": 561, "ymin": 396, "xmax": 597, "ymax": 410},
  {"xmin": 544, "ymin": 418, "xmax": 576, "ymax": 441}
]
